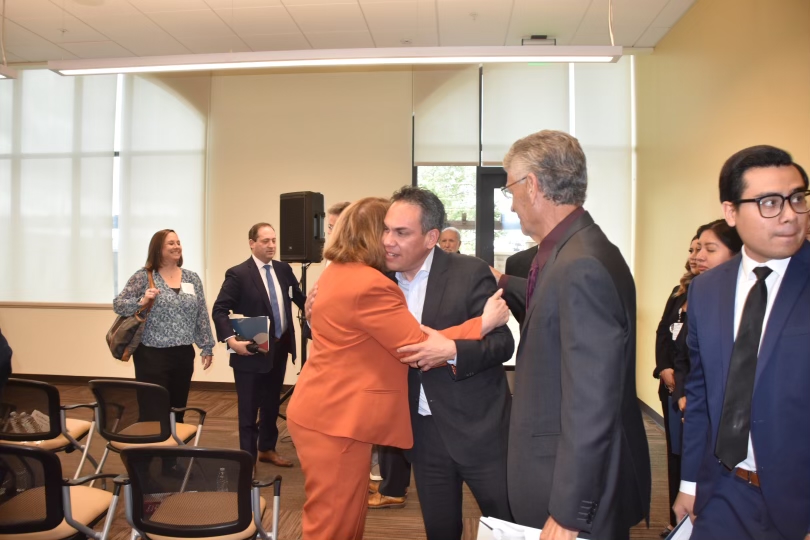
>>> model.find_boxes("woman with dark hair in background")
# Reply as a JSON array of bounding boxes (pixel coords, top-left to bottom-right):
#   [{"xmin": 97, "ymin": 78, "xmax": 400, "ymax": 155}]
[
  {"xmin": 114, "ymin": 230, "xmax": 214, "ymax": 427},
  {"xmin": 653, "ymin": 224, "xmax": 710, "ymax": 536}
]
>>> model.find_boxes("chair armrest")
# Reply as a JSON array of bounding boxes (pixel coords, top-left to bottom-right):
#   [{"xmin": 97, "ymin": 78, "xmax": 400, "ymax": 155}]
[
  {"xmin": 253, "ymin": 475, "xmax": 282, "ymax": 496},
  {"xmin": 171, "ymin": 406, "xmax": 207, "ymax": 425},
  {"xmin": 113, "ymin": 475, "xmax": 130, "ymax": 486},
  {"xmin": 61, "ymin": 402, "xmax": 97, "ymax": 411},
  {"xmin": 65, "ymin": 472, "xmax": 120, "ymax": 486}
]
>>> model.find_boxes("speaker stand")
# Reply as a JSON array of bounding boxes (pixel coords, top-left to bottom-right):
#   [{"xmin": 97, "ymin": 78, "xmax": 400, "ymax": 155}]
[{"xmin": 278, "ymin": 262, "xmax": 310, "ymax": 420}]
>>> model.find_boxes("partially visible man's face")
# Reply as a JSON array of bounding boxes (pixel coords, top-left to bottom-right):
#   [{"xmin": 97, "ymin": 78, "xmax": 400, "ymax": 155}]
[
  {"xmin": 505, "ymin": 167, "xmax": 533, "ymax": 237},
  {"xmin": 383, "ymin": 201, "xmax": 437, "ymax": 279},
  {"xmin": 327, "ymin": 213, "xmax": 339, "ymax": 237},
  {"xmin": 439, "ymin": 230, "xmax": 461, "ymax": 253},
  {"xmin": 250, "ymin": 226, "xmax": 276, "ymax": 264},
  {"xmin": 723, "ymin": 165, "xmax": 808, "ymax": 263}
]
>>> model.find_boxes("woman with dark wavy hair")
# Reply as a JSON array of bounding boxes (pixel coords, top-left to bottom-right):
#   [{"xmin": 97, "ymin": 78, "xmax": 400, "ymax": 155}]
[{"xmin": 286, "ymin": 197, "xmax": 508, "ymax": 540}]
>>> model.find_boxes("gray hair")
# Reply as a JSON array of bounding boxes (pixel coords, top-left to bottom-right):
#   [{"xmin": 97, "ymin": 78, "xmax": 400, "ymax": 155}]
[
  {"xmin": 503, "ymin": 130, "xmax": 587, "ymax": 206},
  {"xmin": 390, "ymin": 186, "xmax": 446, "ymax": 234},
  {"xmin": 441, "ymin": 227, "xmax": 461, "ymax": 240}
]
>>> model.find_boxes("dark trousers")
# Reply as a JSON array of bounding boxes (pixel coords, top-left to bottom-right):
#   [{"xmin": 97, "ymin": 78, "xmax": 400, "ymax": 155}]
[
  {"xmin": 412, "ymin": 414, "xmax": 512, "ymax": 540},
  {"xmin": 378, "ymin": 445, "xmax": 410, "ymax": 498},
  {"xmin": 233, "ymin": 347, "xmax": 288, "ymax": 460},
  {"xmin": 692, "ymin": 469, "xmax": 788, "ymax": 540},
  {"xmin": 133, "ymin": 344, "xmax": 194, "ymax": 424},
  {"xmin": 660, "ymin": 391, "xmax": 681, "ymax": 527}
]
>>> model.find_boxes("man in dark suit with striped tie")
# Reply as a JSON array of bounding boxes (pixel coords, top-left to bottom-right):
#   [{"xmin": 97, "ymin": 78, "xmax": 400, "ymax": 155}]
[{"xmin": 213, "ymin": 222, "xmax": 306, "ymax": 467}]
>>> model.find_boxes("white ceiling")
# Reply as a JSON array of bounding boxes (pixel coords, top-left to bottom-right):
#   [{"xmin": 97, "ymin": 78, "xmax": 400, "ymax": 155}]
[{"xmin": 0, "ymin": 0, "xmax": 696, "ymax": 63}]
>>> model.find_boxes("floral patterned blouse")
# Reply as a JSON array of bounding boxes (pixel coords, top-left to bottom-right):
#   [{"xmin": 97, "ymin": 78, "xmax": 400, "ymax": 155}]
[{"xmin": 113, "ymin": 268, "xmax": 214, "ymax": 356}]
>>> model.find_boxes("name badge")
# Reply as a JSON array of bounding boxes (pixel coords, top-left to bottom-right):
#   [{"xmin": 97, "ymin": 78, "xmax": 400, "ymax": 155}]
[
  {"xmin": 670, "ymin": 322, "xmax": 683, "ymax": 340},
  {"xmin": 181, "ymin": 282, "xmax": 196, "ymax": 295}
]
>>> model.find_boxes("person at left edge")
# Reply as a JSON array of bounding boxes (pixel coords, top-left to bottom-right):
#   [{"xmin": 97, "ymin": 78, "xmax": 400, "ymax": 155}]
[{"xmin": 212, "ymin": 222, "xmax": 306, "ymax": 467}]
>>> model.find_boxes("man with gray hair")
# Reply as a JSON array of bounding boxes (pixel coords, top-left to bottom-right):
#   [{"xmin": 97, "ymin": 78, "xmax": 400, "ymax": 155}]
[
  {"xmin": 492, "ymin": 130, "xmax": 651, "ymax": 540},
  {"xmin": 439, "ymin": 227, "xmax": 462, "ymax": 253}
]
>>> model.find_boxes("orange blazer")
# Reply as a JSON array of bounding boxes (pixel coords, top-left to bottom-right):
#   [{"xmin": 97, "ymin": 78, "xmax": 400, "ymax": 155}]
[{"xmin": 286, "ymin": 262, "xmax": 482, "ymax": 449}]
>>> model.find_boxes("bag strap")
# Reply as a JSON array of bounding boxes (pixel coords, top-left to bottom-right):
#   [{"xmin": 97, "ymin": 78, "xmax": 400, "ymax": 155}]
[{"xmin": 136, "ymin": 270, "xmax": 157, "ymax": 317}]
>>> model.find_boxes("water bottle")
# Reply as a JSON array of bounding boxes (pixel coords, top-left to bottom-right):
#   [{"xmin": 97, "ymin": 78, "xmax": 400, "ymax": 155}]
[{"xmin": 216, "ymin": 467, "xmax": 229, "ymax": 492}]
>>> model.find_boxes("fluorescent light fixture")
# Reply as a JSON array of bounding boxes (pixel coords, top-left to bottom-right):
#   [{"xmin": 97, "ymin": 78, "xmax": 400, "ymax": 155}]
[
  {"xmin": 48, "ymin": 46, "xmax": 622, "ymax": 76},
  {"xmin": 0, "ymin": 64, "xmax": 18, "ymax": 79}
]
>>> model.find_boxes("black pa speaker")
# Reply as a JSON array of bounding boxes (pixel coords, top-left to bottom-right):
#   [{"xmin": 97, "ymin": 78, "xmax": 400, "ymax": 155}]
[{"xmin": 279, "ymin": 192, "xmax": 325, "ymax": 263}]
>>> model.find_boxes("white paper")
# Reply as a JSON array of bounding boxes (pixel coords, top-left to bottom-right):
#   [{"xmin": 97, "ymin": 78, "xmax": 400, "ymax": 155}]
[
  {"xmin": 665, "ymin": 516, "xmax": 693, "ymax": 540},
  {"xmin": 477, "ymin": 517, "xmax": 590, "ymax": 540},
  {"xmin": 180, "ymin": 282, "xmax": 195, "ymax": 295}
]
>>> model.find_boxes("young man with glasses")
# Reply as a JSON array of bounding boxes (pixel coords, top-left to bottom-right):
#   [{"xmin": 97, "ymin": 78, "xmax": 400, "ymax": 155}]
[{"xmin": 674, "ymin": 145, "xmax": 810, "ymax": 540}]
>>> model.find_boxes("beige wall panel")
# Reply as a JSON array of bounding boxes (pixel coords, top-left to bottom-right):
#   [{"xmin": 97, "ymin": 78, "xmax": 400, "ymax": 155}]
[{"xmin": 634, "ymin": 0, "xmax": 810, "ymax": 412}]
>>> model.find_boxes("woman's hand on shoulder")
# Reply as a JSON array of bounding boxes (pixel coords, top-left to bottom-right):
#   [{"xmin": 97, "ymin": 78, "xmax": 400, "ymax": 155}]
[
  {"xmin": 139, "ymin": 288, "xmax": 160, "ymax": 306},
  {"xmin": 481, "ymin": 289, "xmax": 509, "ymax": 336}
]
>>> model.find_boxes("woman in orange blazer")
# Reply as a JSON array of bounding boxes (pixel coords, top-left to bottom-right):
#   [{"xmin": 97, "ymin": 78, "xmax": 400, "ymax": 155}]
[{"xmin": 286, "ymin": 197, "xmax": 508, "ymax": 540}]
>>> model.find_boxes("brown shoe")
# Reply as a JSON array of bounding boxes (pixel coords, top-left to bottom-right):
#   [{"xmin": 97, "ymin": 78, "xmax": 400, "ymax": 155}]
[
  {"xmin": 368, "ymin": 480, "xmax": 380, "ymax": 494},
  {"xmin": 368, "ymin": 491, "xmax": 406, "ymax": 509},
  {"xmin": 257, "ymin": 450, "xmax": 293, "ymax": 467}
]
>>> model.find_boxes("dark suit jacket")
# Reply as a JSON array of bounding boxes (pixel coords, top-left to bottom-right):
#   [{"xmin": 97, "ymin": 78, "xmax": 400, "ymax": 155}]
[
  {"xmin": 0, "ymin": 328, "xmax": 11, "ymax": 398},
  {"xmin": 407, "ymin": 247, "xmax": 515, "ymax": 467},
  {"xmin": 212, "ymin": 257, "xmax": 306, "ymax": 374},
  {"xmin": 505, "ymin": 245, "xmax": 538, "ymax": 279},
  {"xmin": 682, "ymin": 242, "xmax": 810, "ymax": 540},
  {"xmin": 502, "ymin": 211, "xmax": 651, "ymax": 537},
  {"xmin": 654, "ymin": 285, "xmax": 687, "ymax": 400}
]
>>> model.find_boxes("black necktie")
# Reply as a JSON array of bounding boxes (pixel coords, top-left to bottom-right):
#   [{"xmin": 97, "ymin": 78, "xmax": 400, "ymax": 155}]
[{"xmin": 715, "ymin": 266, "xmax": 773, "ymax": 469}]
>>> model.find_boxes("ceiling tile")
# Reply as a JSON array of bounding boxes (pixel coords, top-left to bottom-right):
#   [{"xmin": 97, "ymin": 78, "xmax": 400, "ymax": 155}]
[
  {"xmin": 282, "ymin": 0, "xmax": 361, "ymax": 5},
  {"xmin": 80, "ymin": 13, "xmax": 191, "ymax": 55},
  {"xmin": 4, "ymin": 22, "xmax": 78, "ymax": 61},
  {"xmin": 126, "ymin": 0, "xmax": 212, "ymax": 12},
  {"xmin": 305, "ymin": 30, "xmax": 374, "ymax": 48},
  {"xmin": 4, "ymin": 0, "xmax": 65, "ymax": 19},
  {"xmin": 571, "ymin": 0, "xmax": 667, "ymax": 46},
  {"xmin": 504, "ymin": 0, "xmax": 591, "ymax": 46},
  {"xmin": 240, "ymin": 33, "xmax": 312, "ymax": 50},
  {"xmin": 175, "ymin": 34, "xmax": 253, "ymax": 52},
  {"xmin": 361, "ymin": 0, "xmax": 435, "ymax": 32},
  {"xmin": 214, "ymin": 6, "xmax": 299, "ymax": 34},
  {"xmin": 634, "ymin": 25, "xmax": 670, "ymax": 48},
  {"xmin": 146, "ymin": 9, "xmax": 240, "ymax": 36},
  {"xmin": 13, "ymin": 13, "xmax": 110, "ymax": 44},
  {"xmin": 370, "ymin": 28, "xmax": 437, "ymax": 47},
  {"xmin": 650, "ymin": 0, "xmax": 696, "ymax": 28},
  {"xmin": 4, "ymin": 51, "xmax": 29, "ymax": 62},
  {"xmin": 59, "ymin": 0, "xmax": 140, "ymax": 17},
  {"xmin": 286, "ymin": 3, "xmax": 368, "ymax": 33},
  {"xmin": 205, "ymin": 0, "xmax": 282, "ymax": 6},
  {"xmin": 58, "ymin": 40, "xmax": 136, "ymax": 58},
  {"xmin": 437, "ymin": 0, "xmax": 513, "ymax": 46}
]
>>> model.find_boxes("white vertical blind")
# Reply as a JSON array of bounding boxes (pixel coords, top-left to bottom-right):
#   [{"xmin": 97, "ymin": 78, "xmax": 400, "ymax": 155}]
[
  {"xmin": 481, "ymin": 63, "xmax": 570, "ymax": 165},
  {"xmin": 0, "ymin": 70, "xmax": 117, "ymax": 302},
  {"xmin": 116, "ymin": 75, "xmax": 210, "ymax": 290},
  {"xmin": 413, "ymin": 66, "xmax": 480, "ymax": 165},
  {"xmin": 574, "ymin": 57, "xmax": 633, "ymax": 260}
]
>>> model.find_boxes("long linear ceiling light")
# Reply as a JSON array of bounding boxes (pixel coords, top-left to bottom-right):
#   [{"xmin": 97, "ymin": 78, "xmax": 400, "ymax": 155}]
[
  {"xmin": 0, "ymin": 64, "xmax": 17, "ymax": 79},
  {"xmin": 48, "ymin": 45, "xmax": 622, "ymax": 76}
]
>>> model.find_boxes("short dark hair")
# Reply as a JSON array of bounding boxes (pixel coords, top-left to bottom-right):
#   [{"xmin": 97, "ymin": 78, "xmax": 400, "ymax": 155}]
[
  {"xmin": 248, "ymin": 222, "xmax": 274, "ymax": 242},
  {"xmin": 390, "ymin": 186, "xmax": 446, "ymax": 234},
  {"xmin": 699, "ymin": 219, "xmax": 743, "ymax": 254},
  {"xmin": 328, "ymin": 201, "xmax": 351, "ymax": 216},
  {"xmin": 145, "ymin": 229, "xmax": 182, "ymax": 271},
  {"xmin": 718, "ymin": 145, "xmax": 809, "ymax": 203}
]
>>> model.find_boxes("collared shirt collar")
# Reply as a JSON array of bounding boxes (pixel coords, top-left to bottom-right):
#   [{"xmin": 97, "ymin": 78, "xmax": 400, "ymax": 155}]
[
  {"xmin": 740, "ymin": 246, "xmax": 790, "ymax": 281},
  {"xmin": 252, "ymin": 254, "xmax": 273, "ymax": 271},
  {"xmin": 396, "ymin": 247, "xmax": 435, "ymax": 286}
]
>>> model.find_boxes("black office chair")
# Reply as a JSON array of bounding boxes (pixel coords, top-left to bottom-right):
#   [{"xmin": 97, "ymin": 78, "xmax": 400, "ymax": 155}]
[
  {"xmin": 0, "ymin": 443, "xmax": 121, "ymax": 540},
  {"xmin": 88, "ymin": 379, "xmax": 206, "ymax": 481},
  {"xmin": 118, "ymin": 446, "xmax": 281, "ymax": 540},
  {"xmin": 0, "ymin": 378, "xmax": 98, "ymax": 479}
]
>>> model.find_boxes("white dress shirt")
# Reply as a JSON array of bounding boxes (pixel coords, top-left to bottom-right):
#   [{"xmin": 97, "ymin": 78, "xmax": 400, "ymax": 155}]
[
  {"xmin": 252, "ymin": 255, "xmax": 287, "ymax": 335},
  {"xmin": 680, "ymin": 247, "xmax": 791, "ymax": 495},
  {"xmin": 395, "ymin": 249, "xmax": 457, "ymax": 416}
]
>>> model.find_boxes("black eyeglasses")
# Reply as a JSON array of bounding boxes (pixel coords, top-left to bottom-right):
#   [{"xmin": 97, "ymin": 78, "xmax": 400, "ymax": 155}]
[
  {"xmin": 735, "ymin": 190, "xmax": 810, "ymax": 218},
  {"xmin": 501, "ymin": 176, "xmax": 528, "ymax": 199}
]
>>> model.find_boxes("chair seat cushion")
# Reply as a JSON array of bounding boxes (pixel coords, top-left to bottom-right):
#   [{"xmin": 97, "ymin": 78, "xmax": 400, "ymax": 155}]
[
  {"xmin": 110, "ymin": 422, "xmax": 198, "ymax": 451},
  {"xmin": 2, "ymin": 419, "xmax": 91, "ymax": 451},
  {"xmin": 0, "ymin": 485, "xmax": 112, "ymax": 540},
  {"xmin": 146, "ymin": 493, "xmax": 267, "ymax": 540}
]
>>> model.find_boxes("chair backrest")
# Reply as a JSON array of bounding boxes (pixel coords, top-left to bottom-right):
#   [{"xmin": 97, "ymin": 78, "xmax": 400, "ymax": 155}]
[
  {"xmin": 0, "ymin": 379, "xmax": 62, "ymax": 442},
  {"xmin": 121, "ymin": 446, "xmax": 255, "ymax": 538},
  {"xmin": 89, "ymin": 379, "xmax": 172, "ymax": 444},
  {"xmin": 0, "ymin": 443, "xmax": 65, "ymax": 534}
]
